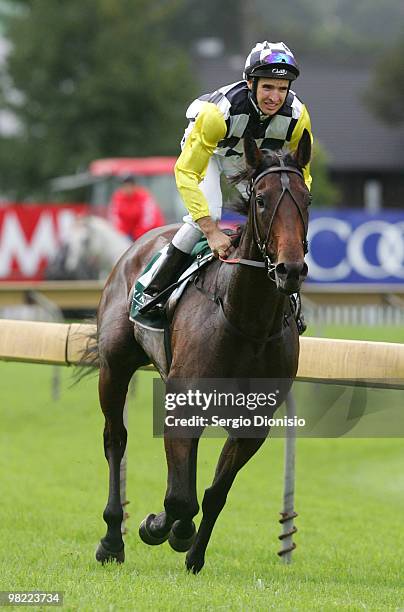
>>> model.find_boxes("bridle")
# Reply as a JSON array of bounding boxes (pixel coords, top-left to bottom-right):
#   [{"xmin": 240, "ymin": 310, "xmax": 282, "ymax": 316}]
[
  {"xmin": 219, "ymin": 158, "xmax": 309, "ymax": 282},
  {"xmin": 210, "ymin": 159, "xmax": 310, "ymax": 339},
  {"xmin": 252, "ymin": 159, "xmax": 308, "ymax": 254},
  {"xmin": 249, "ymin": 158, "xmax": 308, "ymax": 278}
]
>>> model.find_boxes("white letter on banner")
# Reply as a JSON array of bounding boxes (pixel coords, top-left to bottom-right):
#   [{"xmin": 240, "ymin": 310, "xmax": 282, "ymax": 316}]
[
  {"xmin": 377, "ymin": 221, "xmax": 404, "ymax": 279},
  {"xmin": 347, "ymin": 221, "xmax": 403, "ymax": 280},
  {"xmin": 0, "ymin": 212, "xmax": 58, "ymax": 277}
]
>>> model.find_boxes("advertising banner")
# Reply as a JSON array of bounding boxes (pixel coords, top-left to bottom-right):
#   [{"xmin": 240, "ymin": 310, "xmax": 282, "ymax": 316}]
[
  {"xmin": 0, "ymin": 204, "xmax": 88, "ymax": 281},
  {"xmin": 307, "ymin": 211, "xmax": 404, "ymax": 284},
  {"xmin": 1, "ymin": 206, "xmax": 404, "ymax": 283}
]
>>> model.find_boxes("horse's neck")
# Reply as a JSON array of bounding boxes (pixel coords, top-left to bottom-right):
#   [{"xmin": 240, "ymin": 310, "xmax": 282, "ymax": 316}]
[{"xmin": 223, "ymin": 219, "xmax": 287, "ymax": 338}]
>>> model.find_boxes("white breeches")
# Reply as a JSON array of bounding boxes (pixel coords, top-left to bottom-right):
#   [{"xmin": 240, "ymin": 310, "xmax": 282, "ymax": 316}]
[{"xmin": 172, "ymin": 155, "xmax": 223, "ymax": 253}]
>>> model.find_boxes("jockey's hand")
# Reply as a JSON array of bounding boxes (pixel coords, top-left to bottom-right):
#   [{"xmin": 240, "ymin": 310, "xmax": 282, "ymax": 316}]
[
  {"xmin": 197, "ymin": 216, "xmax": 232, "ymax": 258},
  {"xmin": 208, "ymin": 230, "xmax": 233, "ymax": 259}
]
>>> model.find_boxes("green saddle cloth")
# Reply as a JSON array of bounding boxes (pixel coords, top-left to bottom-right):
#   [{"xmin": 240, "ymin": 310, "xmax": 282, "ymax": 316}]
[{"xmin": 129, "ymin": 237, "xmax": 211, "ymax": 324}]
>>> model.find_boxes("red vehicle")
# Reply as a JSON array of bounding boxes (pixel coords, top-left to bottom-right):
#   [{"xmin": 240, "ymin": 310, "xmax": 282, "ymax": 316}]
[
  {"xmin": 51, "ymin": 156, "xmax": 185, "ymax": 223},
  {"xmin": 0, "ymin": 157, "xmax": 185, "ymax": 281}
]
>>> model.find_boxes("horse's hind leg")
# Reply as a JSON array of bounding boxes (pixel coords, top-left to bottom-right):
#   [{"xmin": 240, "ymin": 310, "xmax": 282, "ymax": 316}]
[
  {"xmin": 139, "ymin": 436, "xmax": 200, "ymax": 551},
  {"xmin": 186, "ymin": 434, "xmax": 268, "ymax": 574},
  {"xmin": 95, "ymin": 320, "xmax": 148, "ymax": 564}
]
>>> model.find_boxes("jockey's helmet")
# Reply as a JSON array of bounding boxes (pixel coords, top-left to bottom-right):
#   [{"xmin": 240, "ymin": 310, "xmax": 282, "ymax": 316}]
[{"xmin": 243, "ymin": 41, "xmax": 299, "ymax": 81}]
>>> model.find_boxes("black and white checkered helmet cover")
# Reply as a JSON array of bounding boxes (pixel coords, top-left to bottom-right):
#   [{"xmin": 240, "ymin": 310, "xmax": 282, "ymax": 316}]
[{"xmin": 243, "ymin": 41, "xmax": 298, "ymax": 80}]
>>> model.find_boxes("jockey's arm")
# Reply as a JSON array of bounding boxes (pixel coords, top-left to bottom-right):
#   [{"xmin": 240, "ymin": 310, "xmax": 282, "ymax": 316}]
[
  {"xmin": 174, "ymin": 103, "xmax": 232, "ymax": 256},
  {"xmin": 288, "ymin": 104, "xmax": 313, "ymax": 191}
]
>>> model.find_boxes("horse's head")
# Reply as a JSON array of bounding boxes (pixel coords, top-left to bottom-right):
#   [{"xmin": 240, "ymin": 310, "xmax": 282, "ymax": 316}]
[{"xmin": 244, "ymin": 130, "xmax": 311, "ymax": 294}]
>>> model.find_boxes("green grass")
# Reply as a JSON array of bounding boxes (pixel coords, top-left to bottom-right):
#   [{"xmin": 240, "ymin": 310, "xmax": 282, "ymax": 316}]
[
  {"xmin": 1, "ymin": 327, "xmax": 404, "ymax": 610},
  {"xmin": 306, "ymin": 323, "xmax": 404, "ymax": 343}
]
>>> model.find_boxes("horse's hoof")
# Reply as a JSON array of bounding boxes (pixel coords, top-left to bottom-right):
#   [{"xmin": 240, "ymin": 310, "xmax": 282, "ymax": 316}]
[
  {"xmin": 168, "ymin": 520, "xmax": 196, "ymax": 553},
  {"xmin": 139, "ymin": 513, "xmax": 170, "ymax": 546},
  {"xmin": 95, "ymin": 542, "xmax": 125, "ymax": 564},
  {"xmin": 185, "ymin": 548, "xmax": 205, "ymax": 574}
]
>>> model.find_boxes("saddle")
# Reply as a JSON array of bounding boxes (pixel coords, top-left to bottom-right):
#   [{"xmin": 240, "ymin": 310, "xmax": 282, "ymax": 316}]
[
  {"xmin": 129, "ymin": 229, "xmax": 243, "ymax": 321},
  {"xmin": 129, "ymin": 236, "xmax": 216, "ymax": 327}
]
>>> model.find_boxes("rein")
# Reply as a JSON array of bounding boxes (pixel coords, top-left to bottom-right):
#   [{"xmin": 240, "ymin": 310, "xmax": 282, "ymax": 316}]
[{"xmin": 220, "ymin": 160, "xmax": 308, "ymax": 280}]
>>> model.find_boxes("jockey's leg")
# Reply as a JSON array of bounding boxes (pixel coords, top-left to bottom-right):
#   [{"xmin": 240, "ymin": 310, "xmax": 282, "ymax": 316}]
[{"xmin": 139, "ymin": 156, "xmax": 222, "ymax": 315}]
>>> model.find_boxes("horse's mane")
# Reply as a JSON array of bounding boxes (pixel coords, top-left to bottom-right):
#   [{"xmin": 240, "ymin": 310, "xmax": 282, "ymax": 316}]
[{"xmin": 226, "ymin": 149, "xmax": 299, "ymax": 216}]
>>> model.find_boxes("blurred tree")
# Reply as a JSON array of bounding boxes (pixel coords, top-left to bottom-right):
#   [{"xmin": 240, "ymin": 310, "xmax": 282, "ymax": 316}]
[
  {"xmin": 365, "ymin": 35, "xmax": 404, "ymax": 125},
  {"xmin": 163, "ymin": 0, "xmax": 404, "ymax": 64},
  {"xmin": 254, "ymin": 0, "xmax": 404, "ymax": 63},
  {"xmin": 165, "ymin": 0, "xmax": 244, "ymax": 54},
  {"xmin": 0, "ymin": 0, "xmax": 197, "ymax": 198},
  {"xmin": 310, "ymin": 141, "xmax": 340, "ymax": 208}
]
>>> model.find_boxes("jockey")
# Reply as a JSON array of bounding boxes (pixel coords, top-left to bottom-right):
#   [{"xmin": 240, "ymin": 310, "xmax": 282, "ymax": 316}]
[{"xmin": 140, "ymin": 41, "xmax": 313, "ymax": 314}]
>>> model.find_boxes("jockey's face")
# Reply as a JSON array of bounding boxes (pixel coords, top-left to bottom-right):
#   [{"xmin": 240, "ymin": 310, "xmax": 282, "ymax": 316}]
[{"xmin": 248, "ymin": 78, "xmax": 289, "ymax": 116}]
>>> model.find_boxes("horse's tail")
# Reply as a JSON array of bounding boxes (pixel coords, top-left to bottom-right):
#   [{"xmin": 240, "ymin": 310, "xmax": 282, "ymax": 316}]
[{"xmin": 71, "ymin": 319, "xmax": 99, "ymax": 384}]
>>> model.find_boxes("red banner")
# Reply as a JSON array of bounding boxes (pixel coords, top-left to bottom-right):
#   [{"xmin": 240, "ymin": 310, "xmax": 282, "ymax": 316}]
[{"xmin": 0, "ymin": 204, "xmax": 89, "ymax": 281}]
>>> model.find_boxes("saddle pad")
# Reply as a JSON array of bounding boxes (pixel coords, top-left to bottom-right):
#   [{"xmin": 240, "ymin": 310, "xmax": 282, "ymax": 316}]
[
  {"xmin": 129, "ymin": 238, "xmax": 212, "ymax": 323},
  {"xmin": 129, "ymin": 244, "xmax": 168, "ymax": 325}
]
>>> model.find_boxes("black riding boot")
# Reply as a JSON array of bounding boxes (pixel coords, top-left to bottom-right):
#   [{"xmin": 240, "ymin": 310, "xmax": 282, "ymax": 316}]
[{"xmin": 139, "ymin": 243, "xmax": 191, "ymax": 315}]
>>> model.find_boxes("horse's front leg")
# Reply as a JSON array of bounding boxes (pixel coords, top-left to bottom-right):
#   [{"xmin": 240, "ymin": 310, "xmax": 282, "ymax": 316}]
[
  {"xmin": 186, "ymin": 433, "xmax": 268, "ymax": 574},
  {"xmin": 139, "ymin": 435, "xmax": 200, "ymax": 552},
  {"xmin": 95, "ymin": 361, "xmax": 134, "ymax": 564}
]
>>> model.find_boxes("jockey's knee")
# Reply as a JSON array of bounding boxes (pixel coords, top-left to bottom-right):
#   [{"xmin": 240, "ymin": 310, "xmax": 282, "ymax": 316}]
[{"xmin": 172, "ymin": 221, "xmax": 202, "ymax": 254}]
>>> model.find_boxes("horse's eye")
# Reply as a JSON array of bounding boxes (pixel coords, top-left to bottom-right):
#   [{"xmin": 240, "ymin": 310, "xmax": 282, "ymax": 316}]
[
  {"xmin": 307, "ymin": 194, "xmax": 313, "ymax": 206},
  {"xmin": 256, "ymin": 195, "xmax": 265, "ymax": 208}
]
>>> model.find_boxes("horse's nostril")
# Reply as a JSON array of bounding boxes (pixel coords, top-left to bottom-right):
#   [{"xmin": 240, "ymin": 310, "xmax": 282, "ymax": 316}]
[
  {"xmin": 276, "ymin": 262, "xmax": 308, "ymax": 279},
  {"xmin": 275, "ymin": 262, "xmax": 288, "ymax": 278}
]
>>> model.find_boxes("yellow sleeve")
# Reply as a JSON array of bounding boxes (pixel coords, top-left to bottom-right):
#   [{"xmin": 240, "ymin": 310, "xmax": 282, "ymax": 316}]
[
  {"xmin": 174, "ymin": 102, "xmax": 227, "ymax": 221},
  {"xmin": 288, "ymin": 105, "xmax": 313, "ymax": 191}
]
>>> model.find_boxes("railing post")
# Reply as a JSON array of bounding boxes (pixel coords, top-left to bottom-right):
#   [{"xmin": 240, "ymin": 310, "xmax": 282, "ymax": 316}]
[{"xmin": 278, "ymin": 391, "xmax": 298, "ymax": 563}]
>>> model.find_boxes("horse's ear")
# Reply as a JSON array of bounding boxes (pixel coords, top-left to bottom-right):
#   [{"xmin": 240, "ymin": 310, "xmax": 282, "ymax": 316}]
[
  {"xmin": 244, "ymin": 132, "xmax": 263, "ymax": 169},
  {"xmin": 295, "ymin": 129, "xmax": 312, "ymax": 169}
]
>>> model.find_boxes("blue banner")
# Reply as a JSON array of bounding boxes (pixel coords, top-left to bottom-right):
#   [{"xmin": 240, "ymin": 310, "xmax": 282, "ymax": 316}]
[
  {"xmin": 222, "ymin": 209, "xmax": 404, "ymax": 285},
  {"xmin": 307, "ymin": 211, "xmax": 404, "ymax": 284}
]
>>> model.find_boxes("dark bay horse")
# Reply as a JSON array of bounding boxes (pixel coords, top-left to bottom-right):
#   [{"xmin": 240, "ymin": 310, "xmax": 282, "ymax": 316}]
[{"xmin": 94, "ymin": 130, "xmax": 311, "ymax": 573}]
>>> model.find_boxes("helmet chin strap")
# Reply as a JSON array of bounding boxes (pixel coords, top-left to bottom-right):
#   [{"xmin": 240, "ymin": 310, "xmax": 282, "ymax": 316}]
[
  {"xmin": 248, "ymin": 84, "xmax": 267, "ymax": 122},
  {"xmin": 250, "ymin": 78, "xmax": 260, "ymax": 109}
]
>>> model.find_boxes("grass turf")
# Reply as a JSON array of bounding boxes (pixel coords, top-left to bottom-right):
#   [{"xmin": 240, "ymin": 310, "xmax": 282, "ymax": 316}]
[
  {"xmin": 1, "ymin": 326, "xmax": 404, "ymax": 610},
  {"xmin": 305, "ymin": 323, "xmax": 404, "ymax": 343}
]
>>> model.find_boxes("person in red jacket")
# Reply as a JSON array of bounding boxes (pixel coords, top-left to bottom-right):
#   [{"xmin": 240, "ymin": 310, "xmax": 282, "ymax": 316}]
[{"xmin": 109, "ymin": 174, "xmax": 165, "ymax": 241}]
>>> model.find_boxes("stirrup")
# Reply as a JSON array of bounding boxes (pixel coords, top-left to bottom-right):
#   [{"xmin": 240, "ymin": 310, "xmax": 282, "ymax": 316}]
[
  {"xmin": 138, "ymin": 280, "xmax": 180, "ymax": 315},
  {"xmin": 138, "ymin": 292, "xmax": 165, "ymax": 316},
  {"xmin": 290, "ymin": 293, "xmax": 307, "ymax": 335},
  {"xmin": 296, "ymin": 315, "xmax": 307, "ymax": 335}
]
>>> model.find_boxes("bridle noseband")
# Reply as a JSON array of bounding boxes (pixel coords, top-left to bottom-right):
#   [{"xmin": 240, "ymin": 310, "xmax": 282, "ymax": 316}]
[{"xmin": 249, "ymin": 159, "xmax": 309, "ymax": 278}]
